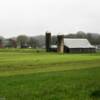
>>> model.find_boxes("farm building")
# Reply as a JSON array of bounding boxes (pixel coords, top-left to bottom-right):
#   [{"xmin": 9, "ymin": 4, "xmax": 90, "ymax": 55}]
[
  {"xmin": 63, "ymin": 38, "xmax": 95, "ymax": 53},
  {"xmin": 45, "ymin": 32, "xmax": 96, "ymax": 53}
]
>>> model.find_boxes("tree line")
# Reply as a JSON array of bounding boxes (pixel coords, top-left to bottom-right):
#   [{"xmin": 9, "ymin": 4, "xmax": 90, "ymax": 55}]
[
  {"xmin": 0, "ymin": 35, "xmax": 45, "ymax": 48},
  {"xmin": 0, "ymin": 31, "xmax": 100, "ymax": 48},
  {"xmin": 52, "ymin": 31, "xmax": 100, "ymax": 45},
  {"xmin": 65, "ymin": 31, "xmax": 100, "ymax": 45}
]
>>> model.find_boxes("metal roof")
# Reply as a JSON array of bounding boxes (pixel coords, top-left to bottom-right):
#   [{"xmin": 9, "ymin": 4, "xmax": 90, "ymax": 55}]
[
  {"xmin": 51, "ymin": 45, "xmax": 57, "ymax": 48},
  {"xmin": 64, "ymin": 38, "xmax": 95, "ymax": 48}
]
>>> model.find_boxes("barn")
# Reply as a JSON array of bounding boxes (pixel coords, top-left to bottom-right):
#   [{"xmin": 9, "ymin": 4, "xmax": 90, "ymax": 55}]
[
  {"xmin": 63, "ymin": 39, "xmax": 95, "ymax": 53},
  {"xmin": 45, "ymin": 32, "xmax": 96, "ymax": 53}
]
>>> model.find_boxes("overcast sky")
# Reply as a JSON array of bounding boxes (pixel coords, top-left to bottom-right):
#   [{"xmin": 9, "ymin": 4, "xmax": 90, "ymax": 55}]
[{"xmin": 0, "ymin": 0, "xmax": 100, "ymax": 38}]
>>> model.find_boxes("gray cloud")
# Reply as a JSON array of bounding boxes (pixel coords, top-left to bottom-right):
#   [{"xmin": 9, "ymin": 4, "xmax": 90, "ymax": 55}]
[{"xmin": 0, "ymin": 0, "xmax": 100, "ymax": 37}]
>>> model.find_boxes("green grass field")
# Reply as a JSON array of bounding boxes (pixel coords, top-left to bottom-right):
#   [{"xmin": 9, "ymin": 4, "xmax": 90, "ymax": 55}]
[{"xmin": 0, "ymin": 49, "xmax": 100, "ymax": 100}]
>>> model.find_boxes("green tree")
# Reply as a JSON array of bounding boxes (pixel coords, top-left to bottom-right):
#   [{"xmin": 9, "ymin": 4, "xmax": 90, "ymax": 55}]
[{"xmin": 29, "ymin": 37, "xmax": 39, "ymax": 48}]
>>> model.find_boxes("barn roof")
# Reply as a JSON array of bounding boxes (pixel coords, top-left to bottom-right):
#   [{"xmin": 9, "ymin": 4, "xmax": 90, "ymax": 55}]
[
  {"xmin": 51, "ymin": 45, "xmax": 57, "ymax": 48},
  {"xmin": 64, "ymin": 38, "xmax": 95, "ymax": 48}
]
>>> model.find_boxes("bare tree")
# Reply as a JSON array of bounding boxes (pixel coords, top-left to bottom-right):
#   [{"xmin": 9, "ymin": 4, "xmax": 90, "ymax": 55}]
[{"xmin": 17, "ymin": 35, "xmax": 29, "ymax": 48}]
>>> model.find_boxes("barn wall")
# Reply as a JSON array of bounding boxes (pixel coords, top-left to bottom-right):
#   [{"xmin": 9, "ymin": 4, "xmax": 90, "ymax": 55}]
[
  {"xmin": 64, "ymin": 46, "xmax": 96, "ymax": 53},
  {"xmin": 64, "ymin": 46, "xmax": 70, "ymax": 53},
  {"xmin": 50, "ymin": 48, "xmax": 57, "ymax": 52}
]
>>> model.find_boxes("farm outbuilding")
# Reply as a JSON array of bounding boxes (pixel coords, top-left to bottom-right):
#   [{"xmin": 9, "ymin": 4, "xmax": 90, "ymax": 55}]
[
  {"xmin": 45, "ymin": 32, "xmax": 96, "ymax": 53},
  {"xmin": 63, "ymin": 39, "xmax": 95, "ymax": 53}
]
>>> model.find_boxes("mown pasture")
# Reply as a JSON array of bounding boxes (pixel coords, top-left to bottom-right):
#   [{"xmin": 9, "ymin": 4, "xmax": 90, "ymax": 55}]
[{"xmin": 0, "ymin": 49, "xmax": 100, "ymax": 100}]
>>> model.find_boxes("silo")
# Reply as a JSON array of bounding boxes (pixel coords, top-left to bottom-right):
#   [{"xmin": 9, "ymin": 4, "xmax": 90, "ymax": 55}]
[{"xmin": 57, "ymin": 35, "xmax": 64, "ymax": 53}]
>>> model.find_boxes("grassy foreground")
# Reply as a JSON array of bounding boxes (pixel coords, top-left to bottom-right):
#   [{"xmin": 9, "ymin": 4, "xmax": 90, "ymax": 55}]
[{"xmin": 0, "ymin": 49, "xmax": 100, "ymax": 100}]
